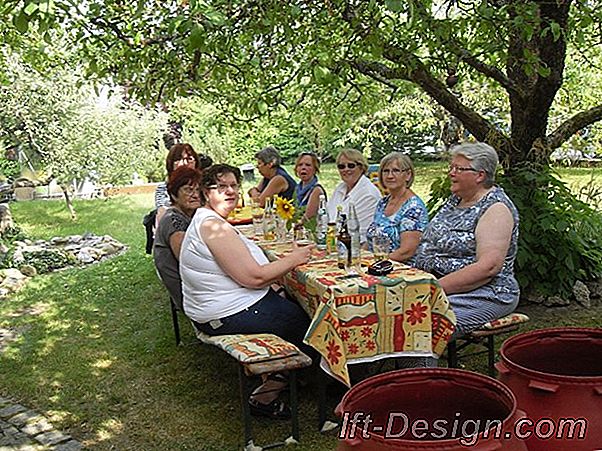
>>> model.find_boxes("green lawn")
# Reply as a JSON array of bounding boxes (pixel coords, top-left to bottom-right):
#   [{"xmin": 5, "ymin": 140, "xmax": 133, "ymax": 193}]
[{"xmin": 0, "ymin": 163, "xmax": 600, "ymax": 450}]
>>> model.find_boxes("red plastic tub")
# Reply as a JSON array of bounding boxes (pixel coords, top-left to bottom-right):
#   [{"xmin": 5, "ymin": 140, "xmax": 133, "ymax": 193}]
[
  {"xmin": 496, "ymin": 327, "xmax": 602, "ymax": 451},
  {"xmin": 335, "ymin": 368, "xmax": 528, "ymax": 450}
]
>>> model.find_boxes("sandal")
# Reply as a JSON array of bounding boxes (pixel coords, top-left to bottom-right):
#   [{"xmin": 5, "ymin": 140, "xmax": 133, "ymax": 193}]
[{"xmin": 248, "ymin": 397, "xmax": 291, "ymax": 420}]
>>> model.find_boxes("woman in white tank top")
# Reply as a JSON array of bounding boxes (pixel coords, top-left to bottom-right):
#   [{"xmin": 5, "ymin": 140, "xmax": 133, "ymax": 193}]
[{"xmin": 180, "ymin": 164, "xmax": 314, "ymax": 420}]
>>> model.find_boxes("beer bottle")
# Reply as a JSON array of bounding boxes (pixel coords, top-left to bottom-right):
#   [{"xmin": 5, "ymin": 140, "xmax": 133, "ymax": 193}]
[{"xmin": 337, "ymin": 214, "xmax": 352, "ymax": 269}]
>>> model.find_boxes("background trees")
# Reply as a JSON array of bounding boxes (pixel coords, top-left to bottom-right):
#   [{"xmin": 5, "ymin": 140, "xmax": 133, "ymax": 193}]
[{"xmin": 2, "ymin": 0, "xmax": 601, "ymax": 298}]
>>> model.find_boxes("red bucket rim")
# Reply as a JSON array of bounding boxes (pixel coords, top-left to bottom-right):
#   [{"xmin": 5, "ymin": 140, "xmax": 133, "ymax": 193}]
[
  {"xmin": 337, "ymin": 368, "xmax": 520, "ymax": 446},
  {"xmin": 499, "ymin": 327, "xmax": 602, "ymax": 383}
]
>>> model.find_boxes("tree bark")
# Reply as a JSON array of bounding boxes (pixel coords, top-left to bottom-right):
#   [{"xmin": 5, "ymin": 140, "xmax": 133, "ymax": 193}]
[{"xmin": 61, "ymin": 185, "xmax": 77, "ymax": 221}]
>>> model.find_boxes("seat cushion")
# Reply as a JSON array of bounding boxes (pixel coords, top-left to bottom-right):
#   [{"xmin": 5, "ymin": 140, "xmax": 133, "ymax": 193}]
[
  {"xmin": 480, "ymin": 313, "xmax": 530, "ymax": 331},
  {"xmin": 195, "ymin": 329, "xmax": 300, "ymax": 363}
]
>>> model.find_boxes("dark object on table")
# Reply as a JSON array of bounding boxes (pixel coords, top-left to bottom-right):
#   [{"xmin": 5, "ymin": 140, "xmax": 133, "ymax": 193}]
[{"xmin": 367, "ymin": 259, "xmax": 393, "ymax": 276}]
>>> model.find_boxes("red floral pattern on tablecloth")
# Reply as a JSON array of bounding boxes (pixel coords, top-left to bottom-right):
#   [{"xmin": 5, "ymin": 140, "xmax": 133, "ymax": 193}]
[{"xmin": 246, "ymin": 234, "xmax": 457, "ymax": 386}]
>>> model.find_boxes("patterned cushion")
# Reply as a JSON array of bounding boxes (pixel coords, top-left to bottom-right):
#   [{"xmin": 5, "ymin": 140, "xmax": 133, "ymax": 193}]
[
  {"xmin": 195, "ymin": 330, "xmax": 300, "ymax": 363},
  {"xmin": 480, "ymin": 313, "xmax": 530, "ymax": 331}
]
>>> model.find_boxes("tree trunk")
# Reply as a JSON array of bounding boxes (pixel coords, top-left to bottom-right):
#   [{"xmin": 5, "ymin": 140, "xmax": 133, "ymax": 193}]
[
  {"xmin": 61, "ymin": 184, "xmax": 77, "ymax": 221},
  {"xmin": 506, "ymin": 0, "xmax": 570, "ymax": 166}
]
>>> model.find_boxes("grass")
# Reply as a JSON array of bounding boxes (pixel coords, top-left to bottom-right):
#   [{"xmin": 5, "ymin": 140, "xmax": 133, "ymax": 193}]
[{"xmin": 0, "ymin": 162, "xmax": 600, "ymax": 450}]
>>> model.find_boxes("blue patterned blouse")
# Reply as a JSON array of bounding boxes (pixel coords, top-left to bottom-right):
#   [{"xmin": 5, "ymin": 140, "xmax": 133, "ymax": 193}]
[{"xmin": 366, "ymin": 194, "xmax": 429, "ymax": 258}]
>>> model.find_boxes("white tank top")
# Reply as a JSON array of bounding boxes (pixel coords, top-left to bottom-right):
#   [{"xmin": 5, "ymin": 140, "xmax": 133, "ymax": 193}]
[{"xmin": 180, "ymin": 207, "xmax": 269, "ymax": 323}]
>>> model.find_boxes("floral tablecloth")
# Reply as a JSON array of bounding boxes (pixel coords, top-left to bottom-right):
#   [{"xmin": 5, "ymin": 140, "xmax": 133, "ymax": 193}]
[{"xmin": 257, "ymin": 240, "xmax": 457, "ymax": 386}]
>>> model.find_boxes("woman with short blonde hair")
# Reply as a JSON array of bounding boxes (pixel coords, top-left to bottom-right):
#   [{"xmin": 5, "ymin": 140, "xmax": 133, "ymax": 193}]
[{"xmin": 327, "ymin": 148, "xmax": 381, "ymax": 242}]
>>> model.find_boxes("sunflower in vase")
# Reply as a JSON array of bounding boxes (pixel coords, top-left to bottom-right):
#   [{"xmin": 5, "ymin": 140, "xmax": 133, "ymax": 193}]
[{"xmin": 274, "ymin": 196, "xmax": 316, "ymax": 242}]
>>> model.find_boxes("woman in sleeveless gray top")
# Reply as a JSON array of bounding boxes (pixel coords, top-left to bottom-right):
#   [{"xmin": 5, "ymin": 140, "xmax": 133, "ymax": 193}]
[{"xmin": 415, "ymin": 142, "xmax": 520, "ymax": 336}]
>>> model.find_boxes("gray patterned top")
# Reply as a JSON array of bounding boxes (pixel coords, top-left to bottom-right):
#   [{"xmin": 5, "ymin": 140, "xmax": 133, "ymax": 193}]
[{"xmin": 415, "ymin": 186, "xmax": 520, "ymax": 303}]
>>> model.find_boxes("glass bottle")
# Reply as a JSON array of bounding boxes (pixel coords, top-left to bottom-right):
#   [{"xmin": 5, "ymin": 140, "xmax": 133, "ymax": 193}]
[
  {"xmin": 316, "ymin": 194, "xmax": 328, "ymax": 250},
  {"xmin": 337, "ymin": 214, "xmax": 351, "ymax": 269},
  {"xmin": 348, "ymin": 203, "xmax": 361, "ymax": 267},
  {"xmin": 326, "ymin": 222, "xmax": 337, "ymax": 255},
  {"xmin": 262, "ymin": 196, "xmax": 275, "ymax": 241}
]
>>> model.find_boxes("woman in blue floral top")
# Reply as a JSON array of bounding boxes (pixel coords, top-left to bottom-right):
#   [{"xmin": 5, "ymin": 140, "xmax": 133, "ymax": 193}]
[{"xmin": 366, "ymin": 153, "xmax": 429, "ymax": 264}]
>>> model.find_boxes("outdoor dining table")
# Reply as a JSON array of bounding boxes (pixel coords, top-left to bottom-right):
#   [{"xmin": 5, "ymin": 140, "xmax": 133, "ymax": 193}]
[{"xmin": 237, "ymin": 225, "xmax": 457, "ymax": 386}]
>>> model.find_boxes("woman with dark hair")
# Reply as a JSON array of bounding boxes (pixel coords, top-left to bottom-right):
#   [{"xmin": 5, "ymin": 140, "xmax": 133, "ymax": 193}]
[
  {"xmin": 294, "ymin": 151, "xmax": 326, "ymax": 219},
  {"xmin": 180, "ymin": 164, "xmax": 313, "ymax": 419},
  {"xmin": 247, "ymin": 146, "xmax": 296, "ymax": 207},
  {"xmin": 153, "ymin": 166, "xmax": 202, "ymax": 309},
  {"xmin": 155, "ymin": 143, "xmax": 213, "ymax": 224}
]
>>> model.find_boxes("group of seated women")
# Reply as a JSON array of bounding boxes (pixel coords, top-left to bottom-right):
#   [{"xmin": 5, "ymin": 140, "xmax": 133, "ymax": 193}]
[{"xmin": 153, "ymin": 140, "xmax": 520, "ymax": 418}]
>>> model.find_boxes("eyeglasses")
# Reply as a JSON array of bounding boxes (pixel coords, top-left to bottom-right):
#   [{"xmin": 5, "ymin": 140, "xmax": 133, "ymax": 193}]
[
  {"xmin": 176, "ymin": 155, "xmax": 196, "ymax": 164},
  {"xmin": 382, "ymin": 168, "xmax": 409, "ymax": 176},
  {"xmin": 448, "ymin": 165, "xmax": 478, "ymax": 174},
  {"xmin": 337, "ymin": 162, "xmax": 358, "ymax": 170},
  {"xmin": 180, "ymin": 186, "xmax": 199, "ymax": 196},
  {"xmin": 208, "ymin": 183, "xmax": 240, "ymax": 193}
]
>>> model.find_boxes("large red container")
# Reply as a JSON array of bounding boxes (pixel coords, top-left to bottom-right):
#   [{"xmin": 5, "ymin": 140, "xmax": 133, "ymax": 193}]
[
  {"xmin": 496, "ymin": 327, "xmax": 602, "ymax": 451},
  {"xmin": 335, "ymin": 368, "xmax": 528, "ymax": 450}
]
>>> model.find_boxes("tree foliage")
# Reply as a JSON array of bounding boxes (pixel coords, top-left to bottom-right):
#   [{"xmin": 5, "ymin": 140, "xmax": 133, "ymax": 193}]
[
  {"xmin": 3, "ymin": 0, "xmax": 602, "ymax": 295},
  {"xmin": 0, "ymin": 54, "xmax": 169, "ymax": 207}
]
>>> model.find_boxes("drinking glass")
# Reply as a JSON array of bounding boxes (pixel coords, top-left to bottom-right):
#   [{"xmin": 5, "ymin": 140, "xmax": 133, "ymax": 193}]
[
  {"xmin": 251, "ymin": 201, "xmax": 263, "ymax": 236},
  {"xmin": 373, "ymin": 234, "xmax": 391, "ymax": 262},
  {"xmin": 275, "ymin": 216, "xmax": 288, "ymax": 242}
]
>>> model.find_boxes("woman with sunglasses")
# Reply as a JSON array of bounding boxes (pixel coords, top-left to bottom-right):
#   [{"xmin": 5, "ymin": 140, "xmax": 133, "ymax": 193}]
[
  {"xmin": 414, "ymin": 142, "xmax": 520, "ymax": 337},
  {"xmin": 180, "ymin": 164, "xmax": 314, "ymax": 420},
  {"xmin": 365, "ymin": 153, "xmax": 428, "ymax": 264},
  {"xmin": 248, "ymin": 146, "xmax": 296, "ymax": 207},
  {"xmin": 294, "ymin": 152, "xmax": 326, "ymax": 219},
  {"xmin": 327, "ymin": 148, "xmax": 382, "ymax": 242},
  {"xmin": 153, "ymin": 166, "xmax": 202, "ymax": 310}
]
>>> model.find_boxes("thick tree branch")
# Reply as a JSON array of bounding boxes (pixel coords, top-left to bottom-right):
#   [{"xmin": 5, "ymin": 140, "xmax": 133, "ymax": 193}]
[
  {"xmin": 347, "ymin": 60, "xmax": 402, "ymax": 90},
  {"xmin": 547, "ymin": 105, "xmax": 602, "ymax": 150},
  {"xmin": 448, "ymin": 44, "xmax": 525, "ymax": 99}
]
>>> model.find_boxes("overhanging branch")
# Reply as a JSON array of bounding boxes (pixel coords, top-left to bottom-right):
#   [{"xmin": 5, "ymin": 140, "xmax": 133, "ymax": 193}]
[
  {"xmin": 448, "ymin": 44, "xmax": 525, "ymax": 99},
  {"xmin": 547, "ymin": 105, "xmax": 602, "ymax": 150}
]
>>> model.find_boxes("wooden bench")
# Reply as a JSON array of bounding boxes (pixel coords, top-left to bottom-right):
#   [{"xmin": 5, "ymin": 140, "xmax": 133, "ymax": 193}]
[
  {"xmin": 164, "ymin": 293, "xmax": 312, "ymax": 449},
  {"xmin": 193, "ymin": 328, "xmax": 312, "ymax": 450},
  {"xmin": 445, "ymin": 313, "xmax": 530, "ymax": 376}
]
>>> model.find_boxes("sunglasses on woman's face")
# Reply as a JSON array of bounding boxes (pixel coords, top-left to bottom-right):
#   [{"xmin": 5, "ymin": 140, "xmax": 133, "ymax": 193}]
[{"xmin": 337, "ymin": 162, "xmax": 358, "ymax": 170}]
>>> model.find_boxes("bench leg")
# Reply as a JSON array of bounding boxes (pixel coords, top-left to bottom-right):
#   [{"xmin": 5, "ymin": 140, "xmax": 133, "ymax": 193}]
[
  {"xmin": 170, "ymin": 300, "xmax": 181, "ymax": 346},
  {"xmin": 447, "ymin": 340, "xmax": 458, "ymax": 368},
  {"xmin": 318, "ymin": 371, "xmax": 327, "ymax": 430},
  {"xmin": 238, "ymin": 366, "xmax": 253, "ymax": 447},
  {"xmin": 289, "ymin": 371, "xmax": 300, "ymax": 441},
  {"xmin": 487, "ymin": 335, "xmax": 495, "ymax": 377}
]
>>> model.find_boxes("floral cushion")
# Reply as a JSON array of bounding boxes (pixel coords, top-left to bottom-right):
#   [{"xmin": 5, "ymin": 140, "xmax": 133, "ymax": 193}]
[
  {"xmin": 480, "ymin": 313, "xmax": 530, "ymax": 331},
  {"xmin": 195, "ymin": 330, "xmax": 300, "ymax": 363}
]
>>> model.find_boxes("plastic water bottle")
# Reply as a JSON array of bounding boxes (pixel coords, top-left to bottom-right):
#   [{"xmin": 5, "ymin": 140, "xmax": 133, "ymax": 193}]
[
  {"xmin": 348, "ymin": 203, "xmax": 361, "ymax": 267},
  {"xmin": 316, "ymin": 195, "xmax": 328, "ymax": 250}
]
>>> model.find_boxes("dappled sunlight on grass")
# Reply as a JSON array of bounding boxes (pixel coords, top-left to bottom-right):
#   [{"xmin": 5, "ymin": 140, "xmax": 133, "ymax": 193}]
[{"xmin": 1, "ymin": 184, "xmax": 598, "ymax": 450}]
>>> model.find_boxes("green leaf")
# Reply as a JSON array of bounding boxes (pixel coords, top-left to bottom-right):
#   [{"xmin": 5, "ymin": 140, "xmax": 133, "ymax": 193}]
[
  {"xmin": 257, "ymin": 100, "xmax": 268, "ymax": 115},
  {"xmin": 550, "ymin": 22, "xmax": 561, "ymax": 41},
  {"xmin": 189, "ymin": 25, "xmax": 205, "ymax": 50},
  {"xmin": 537, "ymin": 65, "xmax": 551, "ymax": 78},
  {"xmin": 24, "ymin": 3, "xmax": 39, "ymax": 15},
  {"xmin": 13, "ymin": 11, "xmax": 30, "ymax": 33},
  {"xmin": 385, "ymin": 0, "xmax": 402, "ymax": 12}
]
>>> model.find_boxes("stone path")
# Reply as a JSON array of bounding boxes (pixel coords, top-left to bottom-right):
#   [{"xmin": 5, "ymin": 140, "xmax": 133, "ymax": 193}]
[{"xmin": 0, "ymin": 397, "xmax": 83, "ymax": 450}]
